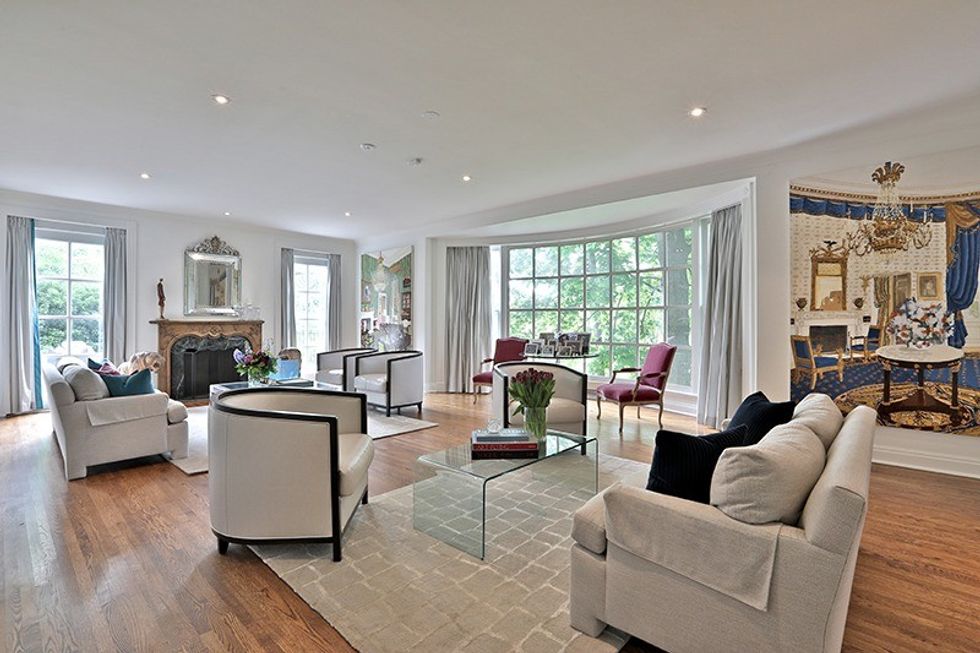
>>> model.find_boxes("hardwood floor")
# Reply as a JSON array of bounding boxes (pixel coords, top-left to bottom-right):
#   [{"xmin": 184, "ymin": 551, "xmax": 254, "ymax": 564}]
[{"xmin": 1, "ymin": 394, "xmax": 977, "ymax": 652}]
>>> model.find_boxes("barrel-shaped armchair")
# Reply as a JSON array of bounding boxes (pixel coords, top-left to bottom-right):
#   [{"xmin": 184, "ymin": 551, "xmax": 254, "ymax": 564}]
[
  {"xmin": 209, "ymin": 388, "xmax": 373, "ymax": 561},
  {"xmin": 492, "ymin": 362, "xmax": 588, "ymax": 435},
  {"xmin": 352, "ymin": 350, "xmax": 424, "ymax": 416},
  {"xmin": 316, "ymin": 347, "xmax": 375, "ymax": 390}
]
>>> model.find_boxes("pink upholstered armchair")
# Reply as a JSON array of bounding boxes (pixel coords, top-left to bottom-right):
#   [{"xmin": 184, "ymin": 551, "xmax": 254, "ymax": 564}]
[
  {"xmin": 596, "ymin": 343, "xmax": 677, "ymax": 433},
  {"xmin": 473, "ymin": 337, "xmax": 527, "ymax": 402}
]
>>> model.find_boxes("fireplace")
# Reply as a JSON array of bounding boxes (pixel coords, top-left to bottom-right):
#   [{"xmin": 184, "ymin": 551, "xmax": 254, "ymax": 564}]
[
  {"xmin": 151, "ymin": 319, "xmax": 263, "ymax": 396},
  {"xmin": 809, "ymin": 325, "xmax": 848, "ymax": 353}
]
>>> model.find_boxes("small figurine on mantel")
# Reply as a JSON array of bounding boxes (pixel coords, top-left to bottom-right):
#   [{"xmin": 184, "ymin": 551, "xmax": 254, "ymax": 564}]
[{"xmin": 157, "ymin": 278, "xmax": 166, "ymax": 320}]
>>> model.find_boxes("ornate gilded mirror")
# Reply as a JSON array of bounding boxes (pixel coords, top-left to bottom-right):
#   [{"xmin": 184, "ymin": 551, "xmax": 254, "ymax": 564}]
[
  {"xmin": 184, "ymin": 236, "xmax": 242, "ymax": 316},
  {"xmin": 810, "ymin": 241, "xmax": 848, "ymax": 311}
]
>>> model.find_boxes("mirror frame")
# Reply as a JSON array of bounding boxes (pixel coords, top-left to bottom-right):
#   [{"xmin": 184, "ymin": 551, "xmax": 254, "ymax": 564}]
[
  {"xmin": 809, "ymin": 241, "xmax": 848, "ymax": 311},
  {"xmin": 183, "ymin": 236, "xmax": 242, "ymax": 316}
]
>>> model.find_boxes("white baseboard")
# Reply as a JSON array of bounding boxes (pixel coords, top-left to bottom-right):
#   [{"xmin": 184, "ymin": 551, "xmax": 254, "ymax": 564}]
[{"xmin": 873, "ymin": 444, "xmax": 980, "ymax": 479}]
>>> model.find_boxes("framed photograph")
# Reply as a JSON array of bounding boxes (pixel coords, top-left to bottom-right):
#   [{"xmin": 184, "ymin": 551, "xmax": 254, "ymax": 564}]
[
  {"xmin": 556, "ymin": 345, "xmax": 573, "ymax": 357},
  {"xmin": 539, "ymin": 332, "xmax": 555, "ymax": 346},
  {"xmin": 566, "ymin": 340, "xmax": 582, "ymax": 355},
  {"xmin": 523, "ymin": 342, "xmax": 540, "ymax": 356},
  {"xmin": 540, "ymin": 344, "xmax": 555, "ymax": 357},
  {"xmin": 892, "ymin": 273, "xmax": 912, "ymax": 313},
  {"xmin": 579, "ymin": 332, "xmax": 592, "ymax": 354},
  {"xmin": 917, "ymin": 273, "xmax": 941, "ymax": 300}
]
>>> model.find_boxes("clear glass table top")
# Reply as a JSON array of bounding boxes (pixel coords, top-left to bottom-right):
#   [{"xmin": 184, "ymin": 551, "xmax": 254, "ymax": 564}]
[{"xmin": 416, "ymin": 430, "xmax": 595, "ymax": 481}]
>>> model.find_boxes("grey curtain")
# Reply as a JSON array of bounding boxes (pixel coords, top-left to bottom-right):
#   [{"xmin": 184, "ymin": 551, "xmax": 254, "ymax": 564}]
[
  {"xmin": 327, "ymin": 254, "xmax": 342, "ymax": 350},
  {"xmin": 280, "ymin": 248, "xmax": 296, "ymax": 347},
  {"xmin": 697, "ymin": 204, "xmax": 743, "ymax": 428},
  {"xmin": 5, "ymin": 215, "xmax": 41, "ymax": 414},
  {"xmin": 445, "ymin": 246, "xmax": 492, "ymax": 392},
  {"xmin": 104, "ymin": 227, "xmax": 127, "ymax": 364}
]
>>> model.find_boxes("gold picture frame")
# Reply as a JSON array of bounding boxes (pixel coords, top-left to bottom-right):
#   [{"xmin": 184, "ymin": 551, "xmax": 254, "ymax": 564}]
[{"xmin": 917, "ymin": 273, "xmax": 941, "ymax": 300}]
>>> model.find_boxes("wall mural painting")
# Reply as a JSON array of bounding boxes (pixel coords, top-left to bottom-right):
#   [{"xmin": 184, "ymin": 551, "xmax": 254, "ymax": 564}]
[
  {"xmin": 360, "ymin": 247, "xmax": 413, "ymax": 350},
  {"xmin": 790, "ymin": 161, "xmax": 980, "ymax": 436}
]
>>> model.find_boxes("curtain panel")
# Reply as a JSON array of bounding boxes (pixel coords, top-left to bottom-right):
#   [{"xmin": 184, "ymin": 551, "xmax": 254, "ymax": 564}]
[
  {"xmin": 445, "ymin": 246, "xmax": 492, "ymax": 393},
  {"xmin": 944, "ymin": 201, "xmax": 980, "ymax": 347},
  {"xmin": 5, "ymin": 215, "xmax": 41, "ymax": 414},
  {"xmin": 697, "ymin": 204, "xmax": 743, "ymax": 428},
  {"xmin": 104, "ymin": 227, "xmax": 128, "ymax": 364},
  {"xmin": 280, "ymin": 248, "xmax": 296, "ymax": 348},
  {"xmin": 327, "ymin": 254, "xmax": 342, "ymax": 350}
]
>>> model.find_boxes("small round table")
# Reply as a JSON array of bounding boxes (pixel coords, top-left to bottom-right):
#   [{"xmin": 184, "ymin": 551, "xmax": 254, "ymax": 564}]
[{"xmin": 876, "ymin": 344, "xmax": 967, "ymax": 428}]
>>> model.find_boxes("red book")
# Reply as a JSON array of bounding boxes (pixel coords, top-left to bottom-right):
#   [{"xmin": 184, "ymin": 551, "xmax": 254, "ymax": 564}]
[
  {"xmin": 471, "ymin": 442, "xmax": 540, "ymax": 451},
  {"xmin": 471, "ymin": 449, "xmax": 539, "ymax": 460}
]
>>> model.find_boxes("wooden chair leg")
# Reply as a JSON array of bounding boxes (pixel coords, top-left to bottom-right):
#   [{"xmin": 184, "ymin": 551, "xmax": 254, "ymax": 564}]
[
  {"xmin": 473, "ymin": 389, "xmax": 479, "ymax": 404},
  {"xmin": 810, "ymin": 371, "xmax": 817, "ymax": 390},
  {"xmin": 637, "ymin": 406, "xmax": 641, "ymax": 418},
  {"xmin": 596, "ymin": 395, "xmax": 602, "ymax": 418},
  {"xmin": 658, "ymin": 401, "xmax": 665, "ymax": 429},
  {"xmin": 618, "ymin": 403, "xmax": 625, "ymax": 435}
]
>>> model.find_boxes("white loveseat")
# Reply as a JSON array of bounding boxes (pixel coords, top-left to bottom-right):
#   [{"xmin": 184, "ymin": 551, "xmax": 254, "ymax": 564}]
[
  {"xmin": 208, "ymin": 387, "xmax": 373, "ymax": 561},
  {"xmin": 569, "ymin": 401, "xmax": 877, "ymax": 652},
  {"xmin": 42, "ymin": 363, "xmax": 188, "ymax": 480},
  {"xmin": 491, "ymin": 362, "xmax": 588, "ymax": 435}
]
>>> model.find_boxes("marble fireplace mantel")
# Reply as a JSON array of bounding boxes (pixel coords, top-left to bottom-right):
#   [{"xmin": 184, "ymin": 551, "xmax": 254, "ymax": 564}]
[
  {"xmin": 151, "ymin": 319, "xmax": 263, "ymax": 396},
  {"xmin": 791, "ymin": 310, "xmax": 867, "ymax": 340}
]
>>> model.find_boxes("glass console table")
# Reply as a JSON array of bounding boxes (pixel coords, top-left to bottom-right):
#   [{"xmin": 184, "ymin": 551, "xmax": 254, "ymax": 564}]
[{"xmin": 413, "ymin": 431, "xmax": 598, "ymax": 559}]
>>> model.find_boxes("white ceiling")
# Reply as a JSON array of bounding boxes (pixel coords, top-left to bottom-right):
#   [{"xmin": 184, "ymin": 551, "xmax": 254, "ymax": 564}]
[
  {"xmin": 2, "ymin": 1, "xmax": 980, "ymax": 240},
  {"xmin": 795, "ymin": 145, "xmax": 980, "ymax": 196}
]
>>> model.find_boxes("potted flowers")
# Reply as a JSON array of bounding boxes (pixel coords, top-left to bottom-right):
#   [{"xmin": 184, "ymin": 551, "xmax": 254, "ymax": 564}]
[
  {"xmin": 886, "ymin": 299, "xmax": 953, "ymax": 349},
  {"xmin": 233, "ymin": 345, "xmax": 278, "ymax": 385},
  {"xmin": 508, "ymin": 368, "xmax": 555, "ymax": 441}
]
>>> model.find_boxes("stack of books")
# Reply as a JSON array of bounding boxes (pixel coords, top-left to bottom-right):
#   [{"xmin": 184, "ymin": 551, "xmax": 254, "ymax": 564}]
[{"xmin": 471, "ymin": 428, "xmax": 541, "ymax": 460}]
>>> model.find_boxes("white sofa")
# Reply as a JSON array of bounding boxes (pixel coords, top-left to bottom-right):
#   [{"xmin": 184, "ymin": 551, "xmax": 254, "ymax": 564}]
[
  {"xmin": 569, "ymin": 403, "xmax": 877, "ymax": 653},
  {"xmin": 208, "ymin": 387, "xmax": 373, "ymax": 561},
  {"xmin": 491, "ymin": 362, "xmax": 588, "ymax": 435},
  {"xmin": 42, "ymin": 363, "xmax": 188, "ymax": 480},
  {"xmin": 315, "ymin": 347, "xmax": 375, "ymax": 390},
  {"xmin": 351, "ymin": 350, "xmax": 424, "ymax": 416}
]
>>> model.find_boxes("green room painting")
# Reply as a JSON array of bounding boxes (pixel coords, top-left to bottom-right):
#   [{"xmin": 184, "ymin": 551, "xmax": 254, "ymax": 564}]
[{"xmin": 360, "ymin": 247, "xmax": 413, "ymax": 350}]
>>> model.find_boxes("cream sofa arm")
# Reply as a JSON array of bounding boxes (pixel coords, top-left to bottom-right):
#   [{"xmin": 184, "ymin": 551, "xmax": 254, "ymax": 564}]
[{"xmin": 602, "ymin": 484, "xmax": 783, "ymax": 610}]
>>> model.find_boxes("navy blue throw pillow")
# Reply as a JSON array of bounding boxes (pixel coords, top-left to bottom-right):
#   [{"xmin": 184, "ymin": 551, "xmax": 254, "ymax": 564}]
[
  {"xmin": 729, "ymin": 391, "xmax": 796, "ymax": 446},
  {"xmin": 101, "ymin": 369, "xmax": 155, "ymax": 397},
  {"xmin": 646, "ymin": 424, "xmax": 749, "ymax": 504}
]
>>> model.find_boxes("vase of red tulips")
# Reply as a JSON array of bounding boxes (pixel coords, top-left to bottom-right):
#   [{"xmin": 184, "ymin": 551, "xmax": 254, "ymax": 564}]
[{"xmin": 509, "ymin": 368, "xmax": 555, "ymax": 441}]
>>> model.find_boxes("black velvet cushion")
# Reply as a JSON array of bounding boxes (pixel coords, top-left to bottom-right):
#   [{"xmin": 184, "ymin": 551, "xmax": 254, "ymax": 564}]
[
  {"xmin": 645, "ymin": 424, "xmax": 748, "ymax": 504},
  {"xmin": 729, "ymin": 391, "xmax": 796, "ymax": 446}
]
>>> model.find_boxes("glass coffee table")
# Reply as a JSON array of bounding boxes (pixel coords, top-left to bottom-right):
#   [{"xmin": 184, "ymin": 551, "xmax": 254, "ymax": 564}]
[{"xmin": 413, "ymin": 431, "xmax": 598, "ymax": 559}]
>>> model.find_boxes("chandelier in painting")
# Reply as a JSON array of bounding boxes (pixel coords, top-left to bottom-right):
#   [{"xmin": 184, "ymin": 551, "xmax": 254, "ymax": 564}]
[{"xmin": 843, "ymin": 161, "xmax": 932, "ymax": 256}]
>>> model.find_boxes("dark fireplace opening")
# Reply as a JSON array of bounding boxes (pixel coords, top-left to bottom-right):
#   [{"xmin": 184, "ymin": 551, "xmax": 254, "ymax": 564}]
[
  {"xmin": 809, "ymin": 325, "xmax": 848, "ymax": 354},
  {"xmin": 171, "ymin": 335, "xmax": 247, "ymax": 400}
]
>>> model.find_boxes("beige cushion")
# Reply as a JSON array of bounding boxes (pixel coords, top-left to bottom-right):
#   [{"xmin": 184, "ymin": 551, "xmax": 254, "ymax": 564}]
[
  {"xmin": 56, "ymin": 356, "xmax": 85, "ymax": 374},
  {"xmin": 354, "ymin": 373, "xmax": 387, "ymax": 393},
  {"xmin": 166, "ymin": 399, "xmax": 188, "ymax": 424},
  {"xmin": 323, "ymin": 368, "xmax": 344, "ymax": 386},
  {"xmin": 791, "ymin": 393, "xmax": 844, "ymax": 449},
  {"xmin": 509, "ymin": 398, "xmax": 585, "ymax": 425},
  {"xmin": 710, "ymin": 422, "xmax": 826, "ymax": 525},
  {"xmin": 338, "ymin": 433, "xmax": 374, "ymax": 496},
  {"xmin": 63, "ymin": 365, "xmax": 109, "ymax": 401},
  {"xmin": 572, "ymin": 492, "xmax": 607, "ymax": 555}
]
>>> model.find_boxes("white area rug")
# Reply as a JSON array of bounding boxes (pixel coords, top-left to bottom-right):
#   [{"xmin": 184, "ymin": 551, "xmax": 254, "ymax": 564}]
[
  {"xmin": 251, "ymin": 453, "xmax": 648, "ymax": 653},
  {"xmin": 168, "ymin": 406, "xmax": 439, "ymax": 475}
]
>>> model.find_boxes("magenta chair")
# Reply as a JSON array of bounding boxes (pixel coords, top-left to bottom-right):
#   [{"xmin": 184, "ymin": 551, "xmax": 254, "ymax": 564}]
[
  {"xmin": 473, "ymin": 337, "xmax": 527, "ymax": 402},
  {"xmin": 596, "ymin": 343, "xmax": 677, "ymax": 433}
]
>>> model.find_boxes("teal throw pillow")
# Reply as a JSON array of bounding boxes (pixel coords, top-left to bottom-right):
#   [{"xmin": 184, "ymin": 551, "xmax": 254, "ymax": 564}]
[{"xmin": 102, "ymin": 369, "xmax": 155, "ymax": 397}]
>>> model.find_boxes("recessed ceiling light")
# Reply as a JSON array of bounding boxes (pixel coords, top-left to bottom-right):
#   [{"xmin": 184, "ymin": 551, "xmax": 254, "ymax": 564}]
[
  {"xmin": 212, "ymin": 94, "xmax": 231, "ymax": 105},
  {"xmin": 461, "ymin": 175, "xmax": 472, "ymax": 182},
  {"xmin": 344, "ymin": 211, "xmax": 351, "ymax": 217},
  {"xmin": 360, "ymin": 142, "xmax": 376, "ymax": 151},
  {"xmin": 689, "ymin": 106, "xmax": 707, "ymax": 118},
  {"xmin": 224, "ymin": 211, "xmax": 231, "ymax": 216},
  {"xmin": 139, "ymin": 172, "xmax": 151, "ymax": 179},
  {"xmin": 421, "ymin": 110, "xmax": 441, "ymax": 120}
]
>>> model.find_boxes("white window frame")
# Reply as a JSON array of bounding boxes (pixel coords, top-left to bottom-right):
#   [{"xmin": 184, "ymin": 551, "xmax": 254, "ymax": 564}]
[
  {"xmin": 501, "ymin": 217, "xmax": 706, "ymax": 393},
  {"xmin": 35, "ymin": 228, "xmax": 106, "ymax": 361},
  {"xmin": 292, "ymin": 251, "xmax": 331, "ymax": 374}
]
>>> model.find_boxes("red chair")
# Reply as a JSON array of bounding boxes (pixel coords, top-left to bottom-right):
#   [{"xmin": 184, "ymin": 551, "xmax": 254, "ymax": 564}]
[
  {"xmin": 596, "ymin": 343, "xmax": 677, "ymax": 433},
  {"xmin": 473, "ymin": 337, "xmax": 527, "ymax": 402}
]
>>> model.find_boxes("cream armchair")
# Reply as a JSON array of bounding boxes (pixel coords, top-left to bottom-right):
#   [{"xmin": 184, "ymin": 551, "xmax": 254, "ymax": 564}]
[
  {"xmin": 569, "ymin": 406, "xmax": 876, "ymax": 652},
  {"xmin": 352, "ymin": 350, "xmax": 424, "ymax": 416},
  {"xmin": 209, "ymin": 387, "xmax": 373, "ymax": 561},
  {"xmin": 42, "ymin": 363, "xmax": 188, "ymax": 480},
  {"xmin": 492, "ymin": 362, "xmax": 588, "ymax": 435},
  {"xmin": 315, "ymin": 347, "xmax": 375, "ymax": 390}
]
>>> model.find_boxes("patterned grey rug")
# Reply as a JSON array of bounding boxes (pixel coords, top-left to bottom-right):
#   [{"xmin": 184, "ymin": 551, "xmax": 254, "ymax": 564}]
[
  {"xmin": 168, "ymin": 406, "xmax": 439, "ymax": 475},
  {"xmin": 252, "ymin": 453, "xmax": 649, "ymax": 652}
]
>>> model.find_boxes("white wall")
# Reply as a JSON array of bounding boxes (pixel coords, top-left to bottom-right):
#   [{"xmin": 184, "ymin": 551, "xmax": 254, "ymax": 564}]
[
  {"xmin": 358, "ymin": 96, "xmax": 980, "ymax": 477},
  {"xmin": 1, "ymin": 189, "xmax": 358, "ymax": 414}
]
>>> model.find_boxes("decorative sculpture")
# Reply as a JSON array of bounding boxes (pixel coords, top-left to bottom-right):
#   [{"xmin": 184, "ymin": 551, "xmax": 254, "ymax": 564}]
[{"xmin": 157, "ymin": 278, "xmax": 166, "ymax": 319}]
